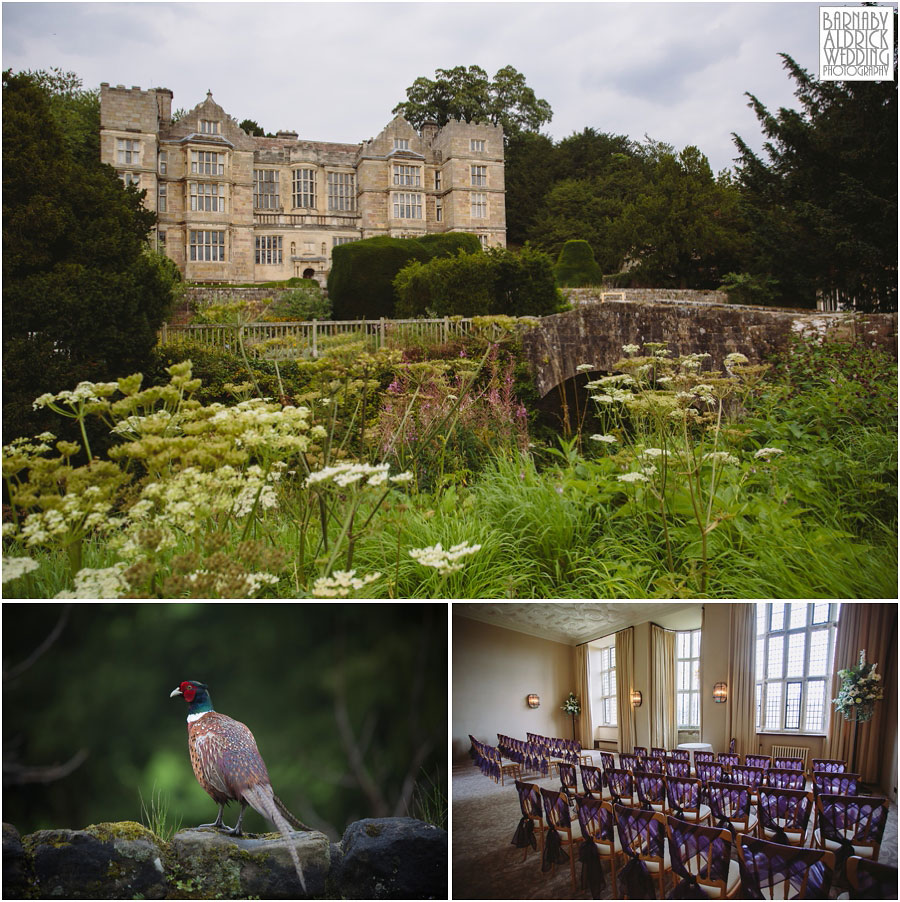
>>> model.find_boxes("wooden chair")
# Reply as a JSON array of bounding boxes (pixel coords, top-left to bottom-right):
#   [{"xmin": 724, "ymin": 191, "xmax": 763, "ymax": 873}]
[
  {"xmin": 496, "ymin": 747, "xmax": 521, "ymax": 786},
  {"xmin": 619, "ymin": 753, "xmax": 639, "ymax": 773},
  {"xmin": 512, "ymin": 780, "xmax": 545, "ymax": 862},
  {"xmin": 640, "ymin": 755, "xmax": 665, "ymax": 775},
  {"xmin": 737, "ymin": 834, "xmax": 834, "ymax": 898},
  {"xmin": 694, "ymin": 750, "xmax": 716, "ymax": 765},
  {"xmin": 575, "ymin": 795, "xmax": 623, "ymax": 896},
  {"xmin": 707, "ymin": 780, "xmax": 758, "ymax": 836},
  {"xmin": 634, "ymin": 771, "xmax": 668, "ymax": 814},
  {"xmin": 695, "ymin": 761, "xmax": 724, "ymax": 786},
  {"xmin": 597, "ymin": 750, "xmax": 615, "ymax": 772},
  {"xmin": 540, "ymin": 787, "xmax": 578, "ymax": 887},
  {"xmin": 813, "ymin": 794, "xmax": 889, "ymax": 864},
  {"xmin": 614, "ymin": 804, "xmax": 672, "ymax": 898},
  {"xmin": 666, "ymin": 776, "xmax": 711, "ymax": 825},
  {"xmin": 605, "ymin": 767, "xmax": 636, "ymax": 807},
  {"xmin": 666, "ymin": 815, "xmax": 741, "ymax": 897},
  {"xmin": 757, "ymin": 786, "xmax": 813, "ymax": 846},
  {"xmin": 772, "ymin": 755, "xmax": 805, "ymax": 772},
  {"xmin": 717, "ymin": 752, "xmax": 740, "ymax": 773},
  {"xmin": 580, "ymin": 764, "xmax": 607, "ymax": 800},
  {"xmin": 633, "ymin": 745, "xmax": 648, "ymax": 758},
  {"xmin": 766, "ymin": 767, "xmax": 806, "ymax": 790},
  {"xmin": 745, "ymin": 754, "xmax": 772, "ymax": 769},
  {"xmin": 650, "ymin": 746, "xmax": 667, "ymax": 759},
  {"xmin": 670, "ymin": 748, "xmax": 691, "ymax": 761},
  {"xmin": 665, "ymin": 758, "xmax": 691, "ymax": 779},
  {"xmin": 558, "ymin": 761, "xmax": 578, "ymax": 803},
  {"xmin": 731, "ymin": 764, "xmax": 766, "ymax": 802},
  {"xmin": 845, "ymin": 855, "xmax": 898, "ymax": 899}
]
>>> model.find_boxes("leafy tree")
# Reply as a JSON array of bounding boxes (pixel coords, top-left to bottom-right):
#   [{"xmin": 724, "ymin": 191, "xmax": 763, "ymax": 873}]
[
  {"xmin": 2, "ymin": 71, "xmax": 177, "ymax": 442},
  {"xmin": 392, "ymin": 65, "xmax": 552, "ymax": 137},
  {"xmin": 504, "ymin": 130, "xmax": 557, "ymax": 245},
  {"xmin": 733, "ymin": 48, "xmax": 898, "ymax": 310}
]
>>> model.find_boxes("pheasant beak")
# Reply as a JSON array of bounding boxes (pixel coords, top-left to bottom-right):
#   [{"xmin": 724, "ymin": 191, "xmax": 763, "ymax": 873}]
[{"xmin": 170, "ymin": 687, "xmax": 183, "ymax": 698}]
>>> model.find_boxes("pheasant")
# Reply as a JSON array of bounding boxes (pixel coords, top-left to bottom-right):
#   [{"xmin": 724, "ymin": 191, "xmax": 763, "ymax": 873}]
[{"xmin": 170, "ymin": 680, "xmax": 310, "ymax": 891}]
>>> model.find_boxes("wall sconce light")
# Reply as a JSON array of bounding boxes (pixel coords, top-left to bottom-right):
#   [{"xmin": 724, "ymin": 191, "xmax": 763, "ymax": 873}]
[
  {"xmin": 526, "ymin": 694, "xmax": 540, "ymax": 709},
  {"xmin": 713, "ymin": 682, "xmax": 728, "ymax": 703},
  {"xmin": 631, "ymin": 689, "xmax": 642, "ymax": 707}
]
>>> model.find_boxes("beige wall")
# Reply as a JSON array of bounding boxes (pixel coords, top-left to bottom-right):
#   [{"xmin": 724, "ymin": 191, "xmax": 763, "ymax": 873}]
[
  {"xmin": 700, "ymin": 603, "xmax": 731, "ymax": 752},
  {"xmin": 452, "ymin": 615, "xmax": 574, "ymax": 758}
]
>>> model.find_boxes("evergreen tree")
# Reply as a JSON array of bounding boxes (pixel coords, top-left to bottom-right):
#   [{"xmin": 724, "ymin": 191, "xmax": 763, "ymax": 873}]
[{"xmin": 733, "ymin": 49, "xmax": 897, "ymax": 310}]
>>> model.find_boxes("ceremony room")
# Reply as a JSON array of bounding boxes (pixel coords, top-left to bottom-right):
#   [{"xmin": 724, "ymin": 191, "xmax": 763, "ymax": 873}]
[{"xmin": 451, "ymin": 602, "xmax": 898, "ymax": 899}]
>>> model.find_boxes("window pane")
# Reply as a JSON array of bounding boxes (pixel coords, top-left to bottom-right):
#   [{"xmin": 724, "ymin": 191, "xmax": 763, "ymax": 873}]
[
  {"xmin": 771, "ymin": 602, "xmax": 785, "ymax": 631},
  {"xmin": 812, "ymin": 602, "xmax": 830, "ymax": 625},
  {"xmin": 757, "ymin": 604, "xmax": 767, "ymax": 636},
  {"xmin": 692, "ymin": 629, "xmax": 701, "ymax": 659},
  {"xmin": 786, "ymin": 633, "xmax": 806, "ymax": 677},
  {"xmin": 784, "ymin": 682, "xmax": 802, "ymax": 729},
  {"xmin": 756, "ymin": 638, "xmax": 764, "ymax": 681},
  {"xmin": 678, "ymin": 631, "xmax": 688, "ymax": 658},
  {"xmin": 756, "ymin": 683, "xmax": 762, "ymax": 730},
  {"xmin": 808, "ymin": 629, "xmax": 829, "ymax": 676},
  {"xmin": 690, "ymin": 693, "xmax": 699, "ymax": 727},
  {"xmin": 610, "ymin": 647, "xmax": 616, "ymax": 668},
  {"xmin": 767, "ymin": 635, "xmax": 784, "ymax": 679},
  {"xmin": 766, "ymin": 682, "xmax": 782, "ymax": 730},
  {"xmin": 691, "ymin": 662, "xmax": 700, "ymax": 693},
  {"xmin": 789, "ymin": 603, "xmax": 808, "ymax": 630},
  {"xmin": 805, "ymin": 680, "xmax": 825, "ymax": 732}
]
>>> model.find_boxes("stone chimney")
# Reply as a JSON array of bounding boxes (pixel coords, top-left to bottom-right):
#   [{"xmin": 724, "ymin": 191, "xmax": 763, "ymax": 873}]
[
  {"xmin": 155, "ymin": 88, "xmax": 173, "ymax": 125},
  {"xmin": 420, "ymin": 119, "xmax": 439, "ymax": 144}
]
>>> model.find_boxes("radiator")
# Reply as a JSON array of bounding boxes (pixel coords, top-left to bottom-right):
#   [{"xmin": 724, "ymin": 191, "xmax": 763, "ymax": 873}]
[{"xmin": 770, "ymin": 745, "xmax": 809, "ymax": 768}]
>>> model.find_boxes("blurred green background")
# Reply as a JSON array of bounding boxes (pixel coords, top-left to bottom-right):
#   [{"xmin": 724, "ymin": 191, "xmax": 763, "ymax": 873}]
[{"xmin": 2, "ymin": 603, "xmax": 447, "ymax": 839}]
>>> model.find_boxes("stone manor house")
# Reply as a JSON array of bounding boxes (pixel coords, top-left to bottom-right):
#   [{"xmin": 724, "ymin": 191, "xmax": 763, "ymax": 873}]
[{"xmin": 100, "ymin": 84, "xmax": 507, "ymax": 284}]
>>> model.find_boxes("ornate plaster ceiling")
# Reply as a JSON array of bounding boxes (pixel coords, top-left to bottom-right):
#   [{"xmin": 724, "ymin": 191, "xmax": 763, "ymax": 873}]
[{"xmin": 453, "ymin": 602, "xmax": 694, "ymax": 646}]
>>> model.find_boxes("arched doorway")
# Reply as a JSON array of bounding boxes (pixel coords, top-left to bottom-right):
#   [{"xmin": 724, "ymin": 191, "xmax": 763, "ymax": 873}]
[{"xmin": 303, "ymin": 268, "xmax": 315, "ymax": 279}]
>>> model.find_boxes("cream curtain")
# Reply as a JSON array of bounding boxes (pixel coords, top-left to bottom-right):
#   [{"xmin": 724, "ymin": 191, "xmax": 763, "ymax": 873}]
[
  {"xmin": 726, "ymin": 603, "xmax": 758, "ymax": 756},
  {"xmin": 575, "ymin": 644, "xmax": 594, "ymax": 752},
  {"xmin": 616, "ymin": 627, "xmax": 635, "ymax": 754},
  {"xmin": 824, "ymin": 603, "xmax": 896, "ymax": 783},
  {"xmin": 650, "ymin": 625, "xmax": 677, "ymax": 750}
]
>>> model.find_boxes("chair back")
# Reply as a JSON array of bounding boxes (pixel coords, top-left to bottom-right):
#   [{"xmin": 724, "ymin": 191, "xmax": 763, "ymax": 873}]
[
  {"xmin": 695, "ymin": 761, "xmax": 724, "ymax": 784},
  {"xmin": 773, "ymin": 756, "xmax": 805, "ymax": 772},
  {"xmin": 745, "ymin": 754, "xmax": 772, "ymax": 768},
  {"xmin": 757, "ymin": 787, "xmax": 813, "ymax": 841},
  {"xmin": 640, "ymin": 755, "xmax": 664, "ymax": 774},
  {"xmin": 737, "ymin": 834, "xmax": 834, "ymax": 899},
  {"xmin": 707, "ymin": 780, "xmax": 752, "ymax": 833},
  {"xmin": 558, "ymin": 761, "xmax": 578, "ymax": 793},
  {"xmin": 580, "ymin": 764, "xmax": 603, "ymax": 797},
  {"xmin": 816, "ymin": 794, "xmax": 889, "ymax": 858},
  {"xmin": 717, "ymin": 752, "xmax": 740, "ymax": 769},
  {"xmin": 670, "ymin": 748, "xmax": 690, "ymax": 761},
  {"xmin": 540, "ymin": 786, "xmax": 572, "ymax": 829},
  {"xmin": 515, "ymin": 780, "xmax": 543, "ymax": 820},
  {"xmin": 665, "ymin": 758, "xmax": 691, "ymax": 778},
  {"xmin": 694, "ymin": 750, "xmax": 716, "ymax": 764},
  {"xmin": 598, "ymin": 750, "xmax": 615, "ymax": 771},
  {"xmin": 575, "ymin": 795, "xmax": 615, "ymax": 843},
  {"xmin": 813, "ymin": 771, "xmax": 859, "ymax": 797},
  {"xmin": 666, "ymin": 815, "xmax": 732, "ymax": 894},
  {"xmin": 650, "ymin": 746, "xmax": 667, "ymax": 759},
  {"xmin": 766, "ymin": 767, "xmax": 806, "ymax": 790},
  {"xmin": 619, "ymin": 753, "xmax": 639, "ymax": 772},
  {"xmin": 731, "ymin": 764, "xmax": 766, "ymax": 790},
  {"xmin": 614, "ymin": 803, "xmax": 667, "ymax": 859},
  {"xmin": 633, "ymin": 745, "xmax": 648, "ymax": 758},
  {"xmin": 845, "ymin": 856, "xmax": 898, "ymax": 899},
  {"xmin": 635, "ymin": 772, "xmax": 667, "ymax": 809},
  {"xmin": 811, "ymin": 757, "xmax": 846, "ymax": 773},
  {"xmin": 666, "ymin": 776, "xmax": 702, "ymax": 818},
  {"xmin": 606, "ymin": 767, "xmax": 634, "ymax": 805}
]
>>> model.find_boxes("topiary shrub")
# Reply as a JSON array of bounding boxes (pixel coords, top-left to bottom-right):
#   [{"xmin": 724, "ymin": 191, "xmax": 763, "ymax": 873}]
[
  {"xmin": 417, "ymin": 232, "xmax": 482, "ymax": 259},
  {"xmin": 553, "ymin": 239, "xmax": 604, "ymax": 287},
  {"xmin": 327, "ymin": 237, "xmax": 431, "ymax": 320}
]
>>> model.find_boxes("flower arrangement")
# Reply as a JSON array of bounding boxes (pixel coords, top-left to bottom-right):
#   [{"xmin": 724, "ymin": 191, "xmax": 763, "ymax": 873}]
[
  {"xmin": 833, "ymin": 649, "xmax": 884, "ymax": 723},
  {"xmin": 562, "ymin": 692, "xmax": 581, "ymax": 716}
]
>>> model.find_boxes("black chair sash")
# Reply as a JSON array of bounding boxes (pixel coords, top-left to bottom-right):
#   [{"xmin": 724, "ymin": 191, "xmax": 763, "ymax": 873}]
[
  {"xmin": 578, "ymin": 835, "xmax": 606, "ymax": 898},
  {"xmin": 541, "ymin": 825, "xmax": 569, "ymax": 872},
  {"xmin": 511, "ymin": 815, "xmax": 535, "ymax": 850}
]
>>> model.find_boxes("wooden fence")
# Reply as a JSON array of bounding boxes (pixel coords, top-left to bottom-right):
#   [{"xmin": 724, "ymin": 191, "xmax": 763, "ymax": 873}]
[{"xmin": 158, "ymin": 317, "xmax": 492, "ymax": 360}]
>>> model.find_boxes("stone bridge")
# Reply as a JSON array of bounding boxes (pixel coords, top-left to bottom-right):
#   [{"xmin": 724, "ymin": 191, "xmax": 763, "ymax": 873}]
[{"xmin": 520, "ymin": 297, "xmax": 898, "ymax": 397}]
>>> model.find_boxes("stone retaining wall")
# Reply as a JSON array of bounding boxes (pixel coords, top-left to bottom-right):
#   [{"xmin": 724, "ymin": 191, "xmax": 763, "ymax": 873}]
[
  {"xmin": 2, "ymin": 817, "xmax": 447, "ymax": 900},
  {"xmin": 523, "ymin": 298, "xmax": 898, "ymax": 397},
  {"xmin": 564, "ymin": 287, "xmax": 730, "ymax": 305}
]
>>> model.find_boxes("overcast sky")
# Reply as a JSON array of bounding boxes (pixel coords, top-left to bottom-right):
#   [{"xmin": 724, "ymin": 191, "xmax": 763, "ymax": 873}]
[{"xmin": 0, "ymin": 1, "xmax": 866, "ymax": 172}]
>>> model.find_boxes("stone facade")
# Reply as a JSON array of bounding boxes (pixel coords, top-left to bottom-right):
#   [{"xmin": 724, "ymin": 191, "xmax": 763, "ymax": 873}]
[{"xmin": 100, "ymin": 84, "xmax": 506, "ymax": 285}]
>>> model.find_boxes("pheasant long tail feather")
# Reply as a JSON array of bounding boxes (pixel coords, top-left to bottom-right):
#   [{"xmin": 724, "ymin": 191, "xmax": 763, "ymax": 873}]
[
  {"xmin": 273, "ymin": 792, "xmax": 312, "ymax": 831},
  {"xmin": 242, "ymin": 784, "xmax": 306, "ymax": 893}
]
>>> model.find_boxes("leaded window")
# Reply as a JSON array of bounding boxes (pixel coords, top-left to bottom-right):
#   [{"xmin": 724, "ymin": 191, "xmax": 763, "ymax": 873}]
[
  {"xmin": 254, "ymin": 170, "xmax": 279, "ymax": 210},
  {"xmin": 189, "ymin": 230, "xmax": 225, "ymax": 262},
  {"xmin": 471, "ymin": 165, "xmax": 487, "ymax": 186},
  {"xmin": 255, "ymin": 235, "xmax": 283, "ymax": 265},
  {"xmin": 117, "ymin": 139, "xmax": 141, "ymax": 164},
  {"xmin": 596, "ymin": 646, "xmax": 617, "ymax": 726},
  {"xmin": 393, "ymin": 165, "xmax": 420, "ymax": 187},
  {"xmin": 327, "ymin": 172, "xmax": 356, "ymax": 211},
  {"xmin": 292, "ymin": 169, "xmax": 317, "ymax": 208},
  {"xmin": 755, "ymin": 603, "xmax": 840, "ymax": 733},
  {"xmin": 190, "ymin": 182, "xmax": 225, "ymax": 212},
  {"xmin": 470, "ymin": 192, "xmax": 487, "ymax": 219},
  {"xmin": 676, "ymin": 629, "xmax": 701, "ymax": 728},
  {"xmin": 392, "ymin": 192, "xmax": 422, "ymax": 219},
  {"xmin": 191, "ymin": 151, "xmax": 225, "ymax": 175}
]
